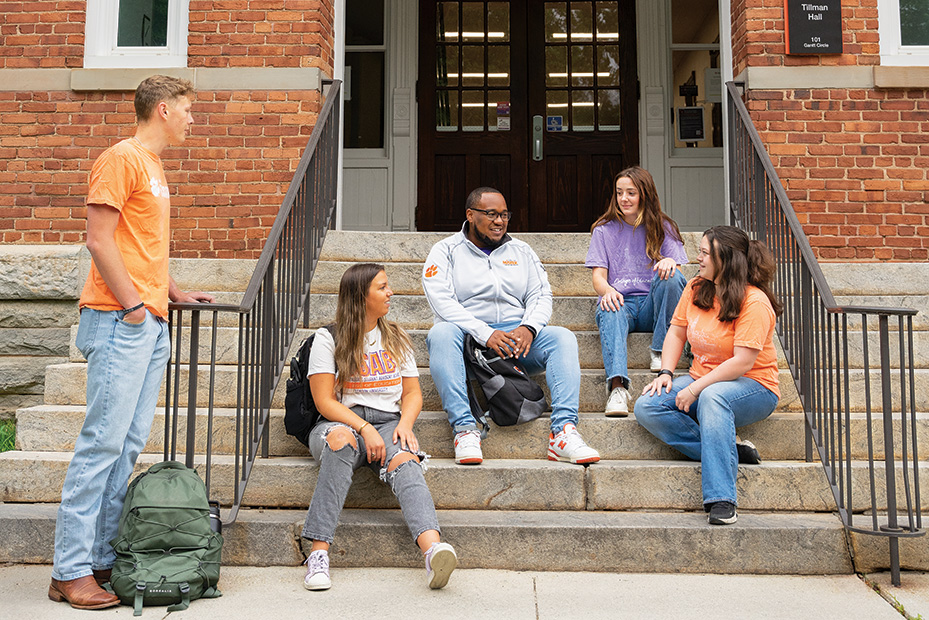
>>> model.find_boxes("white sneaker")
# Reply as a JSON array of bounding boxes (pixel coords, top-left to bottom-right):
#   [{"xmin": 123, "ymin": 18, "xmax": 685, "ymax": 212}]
[
  {"xmin": 424, "ymin": 542, "xmax": 457, "ymax": 589},
  {"xmin": 650, "ymin": 350, "xmax": 663, "ymax": 373},
  {"xmin": 605, "ymin": 386, "xmax": 631, "ymax": 417},
  {"xmin": 303, "ymin": 549, "xmax": 331, "ymax": 591},
  {"xmin": 454, "ymin": 429, "xmax": 483, "ymax": 464},
  {"xmin": 548, "ymin": 423, "xmax": 600, "ymax": 464}
]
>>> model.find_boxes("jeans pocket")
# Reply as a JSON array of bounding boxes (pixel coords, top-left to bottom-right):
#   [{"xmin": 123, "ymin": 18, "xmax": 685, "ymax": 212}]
[
  {"xmin": 117, "ymin": 309, "xmax": 148, "ymax": 327},
  {"xmin": 75, "ymin": 308, "xmax": 98, "ymax": 358}
]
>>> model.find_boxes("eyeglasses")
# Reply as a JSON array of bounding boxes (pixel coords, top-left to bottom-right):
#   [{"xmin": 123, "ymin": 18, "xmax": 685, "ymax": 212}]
[{"xmin": 469, "ymin": 208, "xmax": 512, "ymax": 221}]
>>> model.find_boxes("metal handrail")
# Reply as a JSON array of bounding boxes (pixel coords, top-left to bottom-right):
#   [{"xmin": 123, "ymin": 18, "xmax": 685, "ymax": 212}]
[
  {"xmin": 163, "ymin": 81, "xmax": 342, "ymax": 525},
  {"xmin": 727, "ymin": 80, "xmax": 922, "ymax": 585}
]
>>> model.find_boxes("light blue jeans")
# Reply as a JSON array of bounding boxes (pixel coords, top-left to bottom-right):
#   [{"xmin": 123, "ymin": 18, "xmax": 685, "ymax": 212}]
[
  {"xmin": 596, "ymin": 271, "xmax": 686, "ymax": 387},
  {"xmin": 52, "ymin": 307, "xmax": 170, "ymax": 581},
  {"xmin": 427, "ymin": 321, "xmax": 580, "ymax": 434},
  {"xmin": 633, "ymin": 374, "xmax": 778, "ymax": 507}
]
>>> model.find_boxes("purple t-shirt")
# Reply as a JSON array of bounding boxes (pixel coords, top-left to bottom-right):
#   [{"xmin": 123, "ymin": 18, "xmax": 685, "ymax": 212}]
[{"xmin": 585, "ymin": 219, "xmax": 688, "ymax": 296}]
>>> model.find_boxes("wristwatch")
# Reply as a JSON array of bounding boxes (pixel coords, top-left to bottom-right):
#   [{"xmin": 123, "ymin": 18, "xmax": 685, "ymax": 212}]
[{"xmin": 657, "ymin": 369, "xmax": 674, "ymax": 378}]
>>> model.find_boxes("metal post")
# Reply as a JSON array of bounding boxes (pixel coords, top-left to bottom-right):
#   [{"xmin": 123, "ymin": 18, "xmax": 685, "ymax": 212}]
[{"xmin": 185, "ymin": 310, "xmax": 200, "ymax": 469}]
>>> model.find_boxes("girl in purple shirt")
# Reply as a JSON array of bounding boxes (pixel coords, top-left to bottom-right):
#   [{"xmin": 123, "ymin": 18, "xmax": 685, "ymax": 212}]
[{"xmin": 585, "ymin": 166, "xmax": 688, "ymax": 416}]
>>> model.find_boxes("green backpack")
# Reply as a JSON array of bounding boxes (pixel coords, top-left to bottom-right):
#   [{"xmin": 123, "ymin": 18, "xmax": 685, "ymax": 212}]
[{"xmin": 110, "ymin": 460, "xmax": 223, "ymax": 616}]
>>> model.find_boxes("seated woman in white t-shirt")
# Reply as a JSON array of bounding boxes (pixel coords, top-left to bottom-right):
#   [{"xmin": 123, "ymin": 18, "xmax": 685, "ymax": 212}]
[{"xmin": 300, "ymin": 263, "xmax": 457, "ymax": 591}]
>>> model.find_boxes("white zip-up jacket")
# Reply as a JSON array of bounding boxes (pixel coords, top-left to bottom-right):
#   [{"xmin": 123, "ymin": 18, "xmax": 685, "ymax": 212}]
[{"xmin": 422, "ymin": 223, "xmax": 553, "ymax": 346}]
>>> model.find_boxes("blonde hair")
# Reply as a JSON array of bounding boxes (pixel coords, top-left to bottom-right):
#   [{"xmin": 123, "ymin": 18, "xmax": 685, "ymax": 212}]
[{"xmin": 332, "ymin": 263, "xmax": 412, "ymax": 390}]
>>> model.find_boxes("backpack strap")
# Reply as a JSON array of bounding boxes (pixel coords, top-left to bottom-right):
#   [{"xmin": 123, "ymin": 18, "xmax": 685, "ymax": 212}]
[
  {"xmin": 166, "ymin": 582, "xmax": 191, "ymax": 613},
  {"xmin": 465, "ymin": 379, "xmax": 491, "ymax": 440},
  {"xmin": 133, "ymin": 582, "xmax": 146, "ymax": 616}
]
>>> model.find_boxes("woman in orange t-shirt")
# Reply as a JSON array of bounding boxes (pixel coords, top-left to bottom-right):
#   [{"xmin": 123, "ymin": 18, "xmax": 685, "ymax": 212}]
[{"xmin": 634, "ymin": 226, "xmax": 782, "ymax": 526}]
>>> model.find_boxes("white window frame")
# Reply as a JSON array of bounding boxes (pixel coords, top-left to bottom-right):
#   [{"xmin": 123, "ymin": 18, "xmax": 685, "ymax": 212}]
[
  {"xmin": 84, "ymin": 0, "xmax": 189, "ymax": 69},
  {"xmin": 878, "ymin": 0, "xmax": 929, "ymax": 66}
]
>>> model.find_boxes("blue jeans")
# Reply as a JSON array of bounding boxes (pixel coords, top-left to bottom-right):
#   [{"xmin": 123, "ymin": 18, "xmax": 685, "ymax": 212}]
[
  {"xmin": 52, "ymin": 307, "xmax": 170, "ymax": 581},
  {"xmin": 633, "ymin": 374, "xmax": 778, "ymax": 506},
  {"xmin": 302, "ymin": 406, "xmax": 439, "ymax": 545},
  {"xmin": 427, "ymin": 321, "xmax": 580, "ymax": 434},
  {"xmin": 596, "ymin": 271, "xmax": 686, "ymax": 387}
]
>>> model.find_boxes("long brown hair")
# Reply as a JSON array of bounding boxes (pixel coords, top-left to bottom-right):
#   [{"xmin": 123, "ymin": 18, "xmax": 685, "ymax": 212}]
[
  {"xmin": 590, "ymin": 166, "xmax": 682, "ymax": 262},
  {"xmin": 333, "ymin": 263, "xmax": 413, "ymax": 389},
  {"xmin": 692, "ymin": 226, "xmax": 782, "ymax": 322}
]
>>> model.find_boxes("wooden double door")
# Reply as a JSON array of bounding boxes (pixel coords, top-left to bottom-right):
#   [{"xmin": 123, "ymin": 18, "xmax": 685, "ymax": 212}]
[{"xmin": 417, "ymin": 0, "xmax": 638, "ymax": 232}]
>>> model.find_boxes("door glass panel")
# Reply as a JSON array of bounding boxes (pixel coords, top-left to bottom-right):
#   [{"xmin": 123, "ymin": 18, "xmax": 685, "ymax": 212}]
[
  {"xmin": 462, "ymin": 46, "xmax": 485, "ymax": 86},
  {"xmin": 488, "ymin": 46, "xmax": 510, "ymax": 86},
  {"xmin": 672, "ymin": 49, "xmax": 722, "ymax": 148},
  {"xmin": 570, "ymin": 45, "xmax": 594, "ymax": 86},
  {"xmin": 595, "ymin": 1, "xmax": 619, "ymax": 41},
  {"xmin": 487, "ymin": 2, "xmax": 510, "ymax": 41},
  {"xmin": 488, "ymin": 90, "xmax": 511, "ymax": 131},
  {"xmin": 572, "ymin": 89, "xmax": 595, "ymax": 131},
  {"xmin": 546, "ymin": 46, "xmax": 568, "ymax": 87},
  {"xmin": 436, "ymin": 90, "xmax": 459, "ymax": 131},
  {"xmin": 345, "ymin": 0, "xmax": 385, "ymax": 45},
  {"xmin": 437, "ymin": 1, "xmax": 459, "ymax": 40},
  {"xmin": 671, "ymin": 0, "xmax": 717, "ymax": 44},
  {"xmin": 598, "ymin": 89, "xmax": 620, "ymax": 130},
  {"xmin": 597, "ymin": 45, "xmax": 619, "ymax": 86},
  {"xmin": 117, "ymin": 0, "xmax": 168, "ymax": 47},
  {"xmin": 462, "ymin": 90, "xmax": 485, "ymax": 131},
  {"xmin": 462, "ymin": 2, "xmax": 484, "ymax": 41},
  {"xmin": 545, "ymin": 3, "xmax": 567, "ymax": 42},
  {"xmin": 546, "ymin": 90, "xmax": 570, "ymax": 130},
  {"xmin": 437, "ymin": 45, "xmax": 459, "ymax": 86},
  {"xmin": 344, "ymin": 52, "xmax": 385, "ymax": 148},
  {"xmin": 570, "ymin": 2, "xmax": 593, "ymax": 41}
]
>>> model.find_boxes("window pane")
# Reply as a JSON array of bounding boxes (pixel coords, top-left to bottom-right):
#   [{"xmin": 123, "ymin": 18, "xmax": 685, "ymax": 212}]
[
  {"xmin": 487, "ymin": 2, "xmax": 510, "ymax": 42},
  {"xmin": 572, "ymin": 89, "xmax": 595, "ymax": 131},
  {"xmin": 437, "ymin": 1, "xmax": 460, "ymax": 41},
  {"xmin": 344, "ymin": 52, "xmax": 385, "ymax": 148},
  {"xmin": 672, "ymin": 50, "xmax": 723, "ymax": 148},
  {"xmin": 570, "ymin": 1, "xmax": 593, "ymax": 41},
  {"xmin": 598, "ymin": 89, "xmax": 621, "ymax": 130},
  {"xmin": 596, "ymin": 1, "xmax": 619, "ymax": 41},
  {"xmin": 545, "ymin": 3, "xmax": 567, "ymax": 42},
  {"xmin": 597, "ymin": 45, "xmax": 619, "ymax": 86},
  {"xmin": 437, "ymin": 45, "xmax": 459, "ymax": 86},
  {"xmin": 546, "ymin": 90, "xmax": 570, "ymax": 131},
  {"xmin": 462, "ymin": 46, "xmax": 485, "ymax": 86},
  {"xmin": 546, "ymin": 46, "xmax": 568, "ymax": 86},
  {"xmin": 462, "ymin": 90, "xmax": 485, "ymax": 131},
  {"xmin": 488, "ymin": 46, "xmax": 510, "ymax": 86},
  {"xmin": 671, "ymin": 0, "xmax": 719, "ymax": 44},
  {"xmin": 901, "ymin": 0, "xmax": 929, "ymax": 46},
  {"xmin": 117, "ymin": 0, "xmax": 168, "ymax": 47},
  {"xmin": 346, "ymin": 0, "xmax": 384, "ymax": 45},
  {"xmin": 437, "ymin": 90, "xmax": 459, "ymax": 131},
  {"xmin": 462, "ymin": 1, "xmax": 484, "ymax": 41},
  {"xmin": 571, "ymin": 45, "xmax": 594, "ymax": 86}
]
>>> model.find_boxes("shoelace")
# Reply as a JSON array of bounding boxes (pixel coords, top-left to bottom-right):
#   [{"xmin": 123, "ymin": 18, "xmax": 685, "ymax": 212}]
[{"xmin": 307, "ymin": 552, "xmax": 329, "ymax": 574}]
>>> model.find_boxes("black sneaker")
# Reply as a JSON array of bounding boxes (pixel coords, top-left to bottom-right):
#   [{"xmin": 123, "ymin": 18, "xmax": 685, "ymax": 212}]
[
  {"xmin": 736, "ymin": 439, "xmax": 762, "ymax": 464},
  {"xmin": 707, "ymin": 501, "xmax": 738, "ymax": 525}
]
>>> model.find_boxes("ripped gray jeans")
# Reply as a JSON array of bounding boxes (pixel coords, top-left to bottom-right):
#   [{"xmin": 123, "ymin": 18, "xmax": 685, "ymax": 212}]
[{"xmin": 301, "ymin": 405, "xmax": 440, "ymax": 546}]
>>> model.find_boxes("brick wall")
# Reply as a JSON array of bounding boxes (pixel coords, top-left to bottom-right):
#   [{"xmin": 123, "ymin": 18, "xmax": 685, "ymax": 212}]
[
  {"xmin": 731, "ymin": 0, "xmax": 929, "ymax": 260},
  {"xmin": 0, "ymin": 1, "xmax": 333, "ymax": 258}
]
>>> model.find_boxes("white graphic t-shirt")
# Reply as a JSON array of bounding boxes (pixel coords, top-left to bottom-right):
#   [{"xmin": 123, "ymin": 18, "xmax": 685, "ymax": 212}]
[{"xmin": 307, "ymin": 326, "xmax": 418, "ymax": 413}]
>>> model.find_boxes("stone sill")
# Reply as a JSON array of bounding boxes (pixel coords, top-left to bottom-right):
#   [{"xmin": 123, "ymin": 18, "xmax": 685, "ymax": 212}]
[{"xmin": 873, "ymin": 66, "xmax": 929, "ymax": 89}]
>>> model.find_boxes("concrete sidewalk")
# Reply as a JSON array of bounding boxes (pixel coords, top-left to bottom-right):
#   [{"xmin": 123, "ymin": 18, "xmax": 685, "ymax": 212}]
[{"xmin": 3, "ymin": 564, "xmax": 928, "ymax": 619}]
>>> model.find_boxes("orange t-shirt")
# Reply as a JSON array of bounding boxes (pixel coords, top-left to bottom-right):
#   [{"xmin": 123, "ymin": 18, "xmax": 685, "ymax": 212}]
[
  {"xmin": 671, "ymin": 279, "xmax": 780, "ymax": 398},
  {"xmin": 79, "ymin": 139, "xmax": 171, "ymax": 319}
]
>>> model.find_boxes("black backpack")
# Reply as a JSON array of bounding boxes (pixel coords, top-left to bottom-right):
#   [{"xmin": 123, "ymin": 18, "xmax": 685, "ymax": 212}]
[
  {"xmin": 285, "ymin": 324, "xmax": 335, "ymax": 446},
  {"xmin": 463, "ymin": 334, "xmax": 548, "ymax": 438}
]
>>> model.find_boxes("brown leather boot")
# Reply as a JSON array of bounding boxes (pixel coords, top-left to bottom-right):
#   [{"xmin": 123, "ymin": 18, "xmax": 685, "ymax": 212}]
[
  {"xmin": 48, "ymin": 575, "xmax": 119, "ymax": 609},
  {"xmin": 92, "ymin": 569, "xmax": 112, "ymax": 586}
]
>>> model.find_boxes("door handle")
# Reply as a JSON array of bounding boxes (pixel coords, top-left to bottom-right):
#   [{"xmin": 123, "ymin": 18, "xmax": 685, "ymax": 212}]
[{"xmin": 532, "ymin": 115, "xmax": 543, "ymax": 161}]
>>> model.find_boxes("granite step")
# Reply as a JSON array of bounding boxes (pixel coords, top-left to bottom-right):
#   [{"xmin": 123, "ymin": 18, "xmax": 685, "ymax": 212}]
[
  {"xmin": 17, "ymin": 405, "xmax": 929, "ymax": 463},
  {"xmin": 0, "ymin": 503, "xmax": 856, "ymax": 574},
  {"xmin": 41, "ymin": 362, "xmax": 806, "ymax": 412}
]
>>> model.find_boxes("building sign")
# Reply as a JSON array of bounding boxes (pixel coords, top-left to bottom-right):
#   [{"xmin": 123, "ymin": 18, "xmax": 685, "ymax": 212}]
[
  {"xmin": 677, "ymin": 107, "xmax": 705, "ymax": 143},
  {"xmin": 785, "ymin": 0, "xmax": 843, "ymax": 54}
]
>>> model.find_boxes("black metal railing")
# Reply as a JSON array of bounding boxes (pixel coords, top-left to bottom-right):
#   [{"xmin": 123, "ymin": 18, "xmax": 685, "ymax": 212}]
[
  {"xmin": 162, "ymin": 81, "xmax": 341, "ymax": 525},
  {"xmin": 727, "ymin": 80, "xmax": 922, "ymax": 585}
]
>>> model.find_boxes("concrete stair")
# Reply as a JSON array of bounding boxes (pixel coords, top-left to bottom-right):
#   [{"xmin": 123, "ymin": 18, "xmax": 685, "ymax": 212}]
[{"xmin": 3, "ymin": 231, "xmax": 929, "ymax": 574}]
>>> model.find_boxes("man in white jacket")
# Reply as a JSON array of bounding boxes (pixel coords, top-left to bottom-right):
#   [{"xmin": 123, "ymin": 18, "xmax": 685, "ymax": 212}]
[{"xmin": 422, "ymin": 187, "xmax": 601, "ymax": 465}]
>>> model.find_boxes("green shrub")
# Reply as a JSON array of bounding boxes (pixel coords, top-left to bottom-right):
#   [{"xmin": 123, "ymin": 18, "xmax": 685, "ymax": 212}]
[{"xmin": 0, "ymin": 420, "xmax": 14, "ymax": 453}]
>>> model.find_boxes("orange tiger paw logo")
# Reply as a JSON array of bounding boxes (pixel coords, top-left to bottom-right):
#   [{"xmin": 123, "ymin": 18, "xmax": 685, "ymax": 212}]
[{"xmin": 425, "ymin": 264, "xmax": 438, "ymax": 278}]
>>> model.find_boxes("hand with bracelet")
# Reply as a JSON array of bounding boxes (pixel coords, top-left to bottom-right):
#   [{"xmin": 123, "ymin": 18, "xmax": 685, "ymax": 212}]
[{"xmin": 356, "ymin": 420, "xmax": 386, "ymax": 465}]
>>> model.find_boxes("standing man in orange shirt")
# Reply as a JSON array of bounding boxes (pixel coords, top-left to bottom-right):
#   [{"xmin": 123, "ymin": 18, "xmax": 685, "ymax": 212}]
[{"xmin": 49, "ymin": 75, "xmax": 214, "ymax": 610}]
